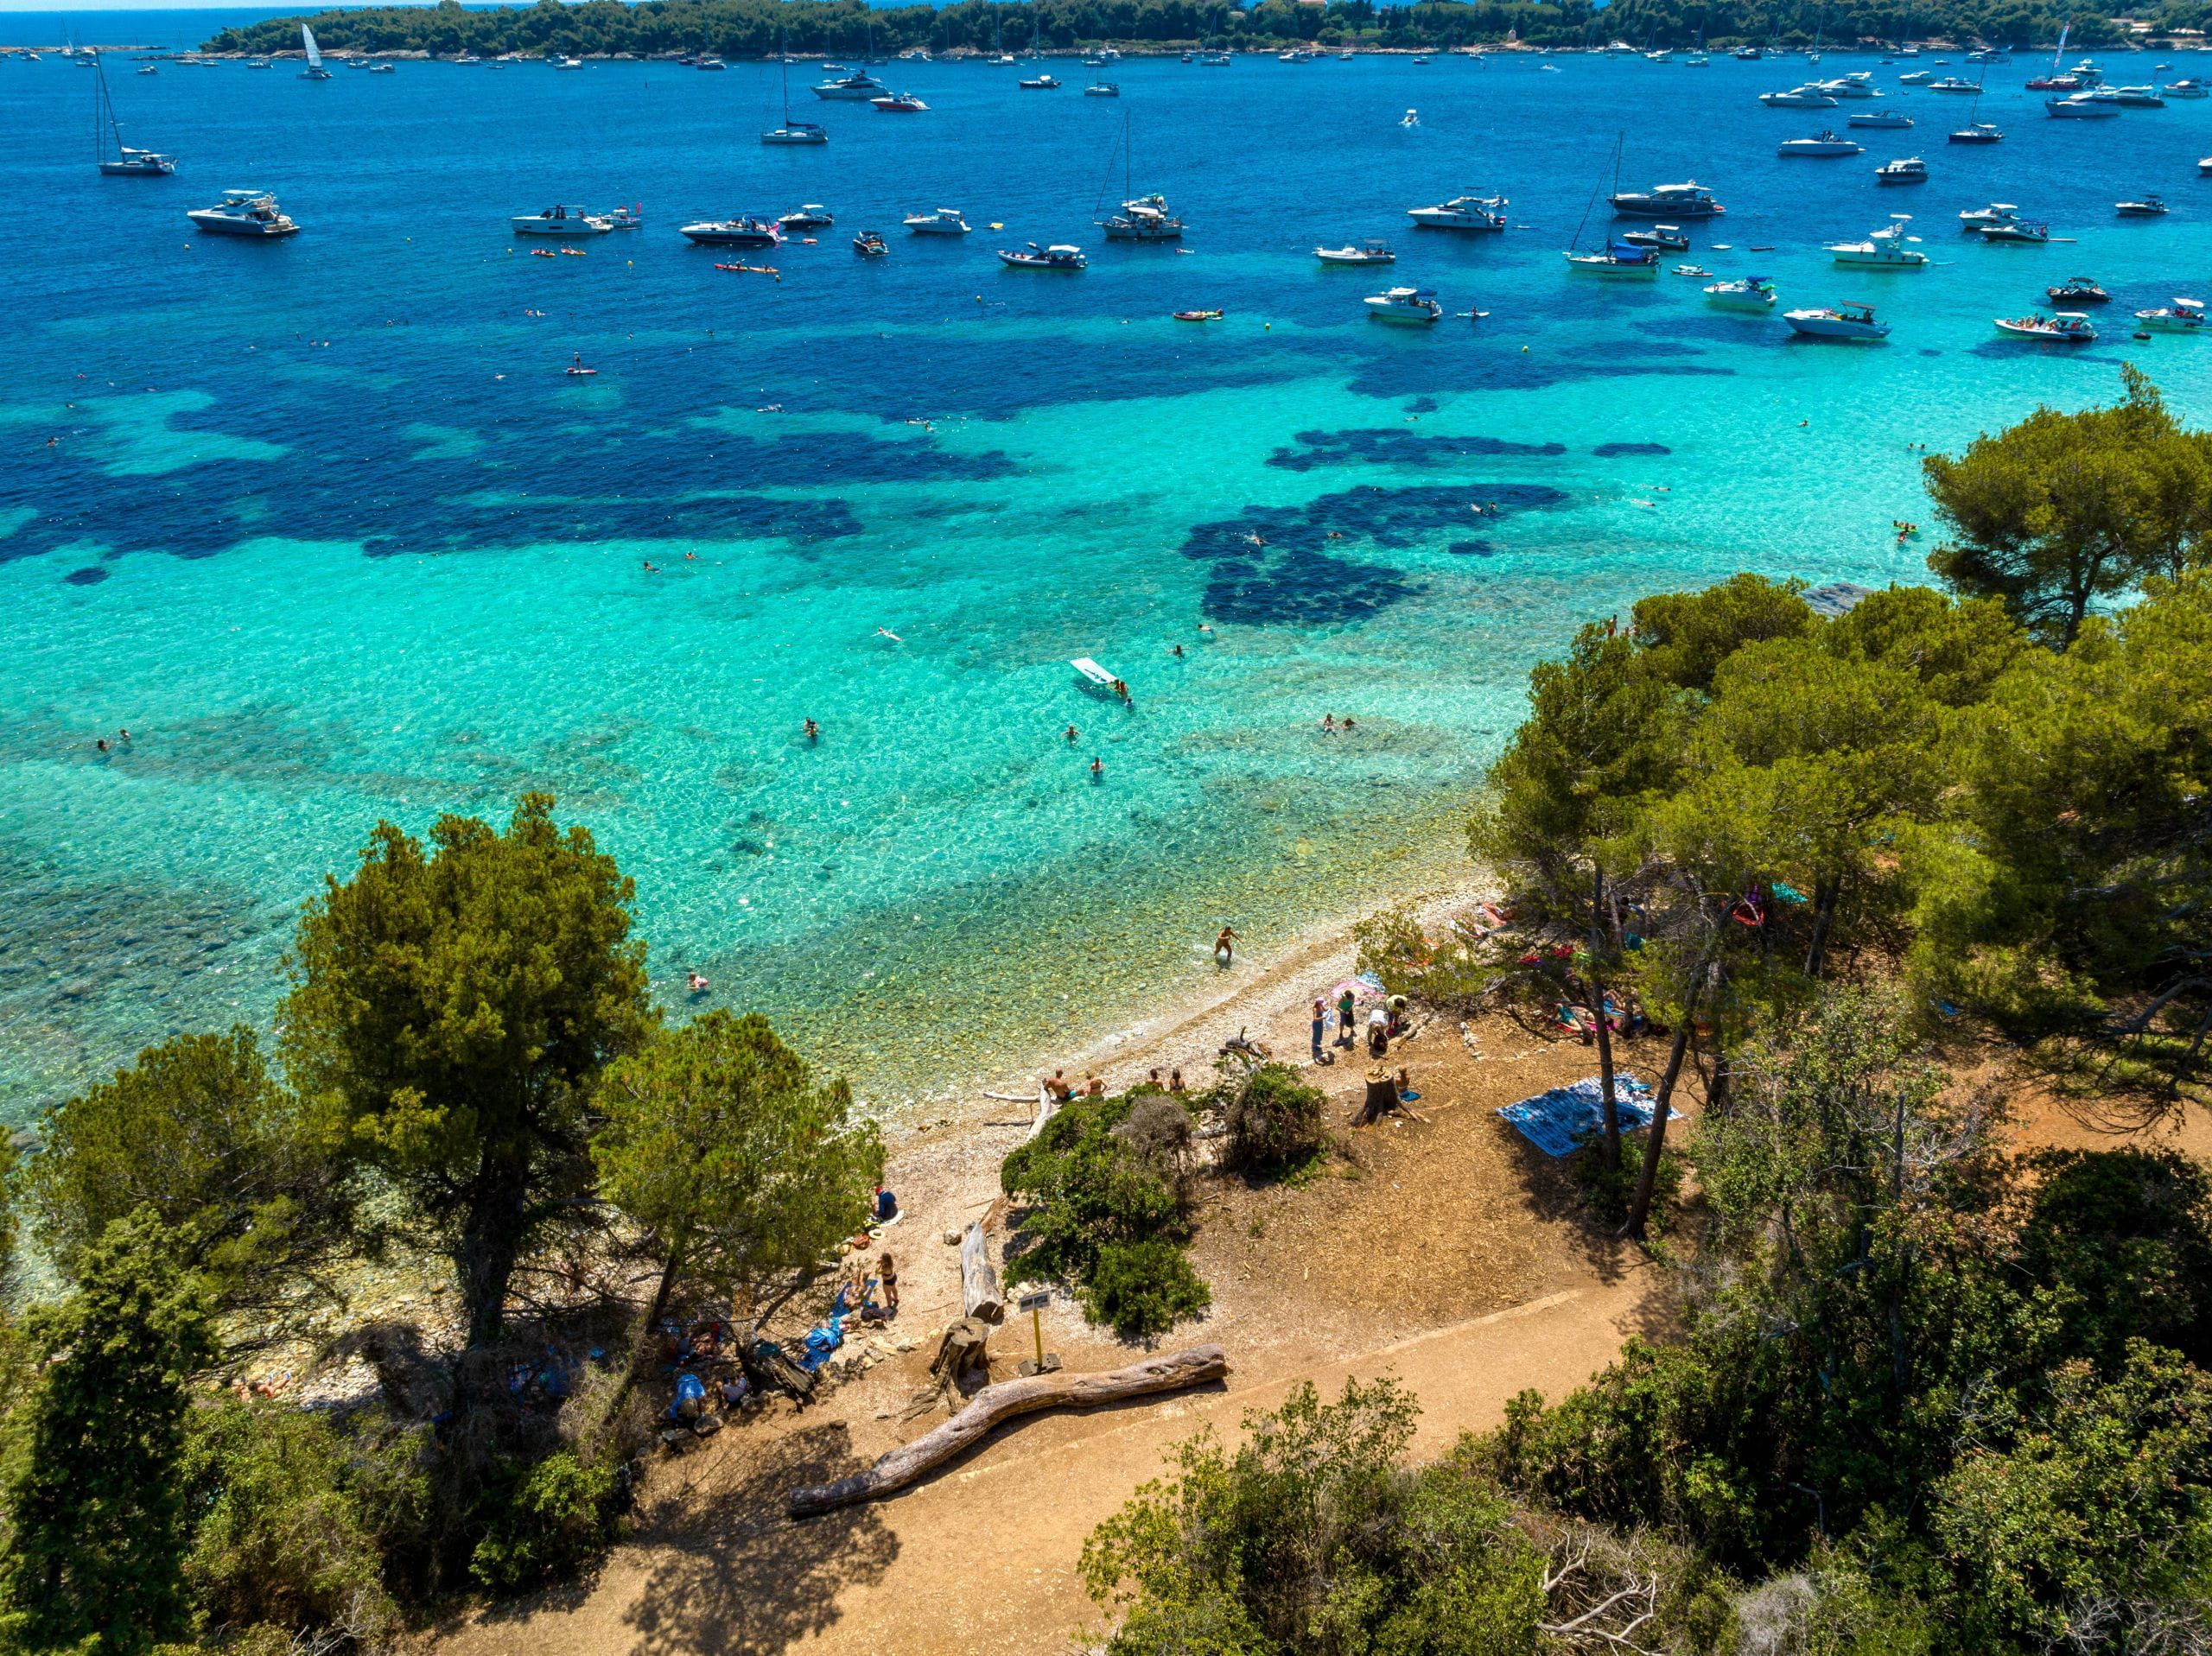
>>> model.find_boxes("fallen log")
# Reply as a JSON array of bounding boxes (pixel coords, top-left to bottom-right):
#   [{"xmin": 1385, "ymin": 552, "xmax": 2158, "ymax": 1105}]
[
  {"xmin": 787, "ymin": 1344, "xmax": 1228, "ymax": 1518},
  {"xmin": 960, "ymin": 1220, "xmax": 1004, "ymax": 1323}
]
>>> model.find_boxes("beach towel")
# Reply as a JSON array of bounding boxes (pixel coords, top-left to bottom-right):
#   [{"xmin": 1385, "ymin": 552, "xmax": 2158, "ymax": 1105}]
[{"xmin": 1498, "ymin": 1075, "xmax": 1674, "ymax": 1158}]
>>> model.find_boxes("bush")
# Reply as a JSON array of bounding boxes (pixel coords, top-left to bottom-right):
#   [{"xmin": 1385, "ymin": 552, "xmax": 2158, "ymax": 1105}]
[
  {"xmin": 1573, "ymin": 1134, "xmax": 1686, "ymax": 1231},
  {"xmin": 1082, "ymin": 1240, "xmax": 1212, "ymax": 1342},
  {"xmin": 1223, "ymin": 1064, "xmax": 1326, "ymax": 1175},
  {"xmin": 467, "ymin": 1450, "xmax": 620, "ymax": 1594},
  {"xmin": 179, "ymin": 1399, "xmax": 401, "ymax": 1647}
]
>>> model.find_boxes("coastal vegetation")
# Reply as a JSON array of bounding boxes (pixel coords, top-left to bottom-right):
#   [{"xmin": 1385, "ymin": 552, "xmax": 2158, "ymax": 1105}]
[
  {"xmin": 0, "ymin": 794, "xmax": 882, "ymax": 1652},
  {"xmin": 203, "ymin": 0, "xmax": 2155, "ymax": 61},
  {"xmin": 1079, "ymin": 370, "xmax": 2212, "ymax": 1652}
]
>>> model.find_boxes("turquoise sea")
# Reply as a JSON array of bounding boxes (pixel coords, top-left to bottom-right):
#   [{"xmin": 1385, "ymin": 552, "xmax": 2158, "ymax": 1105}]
[{"xmin": 5, "ymin": 31, "xmax": 2212, "ymax": 1123}]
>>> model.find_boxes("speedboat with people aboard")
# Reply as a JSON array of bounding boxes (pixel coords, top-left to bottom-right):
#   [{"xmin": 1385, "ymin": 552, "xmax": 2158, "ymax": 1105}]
[
  {"xmin": 186, "ymin": 189, "xmax": 299, "ymax": 236},
  {"xmin": 677, "ymin": 215, "xmax": 781, "ymax": 247},
  {"xmin": 1704, "ymin": 275, "xmax": 1777, "ymax": 309},
  {"xmin": 512, "ymin": 205, "xmax": 611, "ymax": 236},
  {"xmin": 1315, "ymin": 239, "xmax": 1396, "ymax": 264},
  {"xmin": 2116, "ymin": 194, "xmax": 2168, "ymax": 217},
  {"xmin": 1609, "ymin": 181, "xmax": 1724, "ymax": 219},
  {"xmin": 779, "ymin": 204, "xmax": 834, "ymax": 230},
  {"xmin": 2046, "ymin": 276, "xmax": 2108, "ymax": 303},
  {"xmin": 1619, "ymin": 225, "xmax": 1690, "ymax": 251},
  {"xmin": 1958, "ymin": 202, "xmax": 2020, "ymax": 230},
  {"xmin": 1364, "ymin": 287, "xmax": 1443, "ymax": 325},
  {"xmin": 997, "ymin": 241, "xmax": 1087, "ymax": 269},
  {"xmin": 1993, "ymin": 311, "xmax": 2096, "ymax": 341},
  {"xmin": 2134, "ymin": 297, "xmax": 2206, "ymax": 332},
  {"xmin": 1785, "ymin": 301, "xmax": 1890, "ymax": 339},
  {"xmin": 852, "ymin": 229, "xmax": 887, "ymax": 256},
  {"xmin": 903, "ymin": 206, "xmax": 970, "ymax": 234},
  {"xmin": 1407, "ymin": 194, "xmax": 1509, "ymax": 231},
  {"xmin": 1979, "ymin": 219, "xmax": 2051, "ymax": 244}
]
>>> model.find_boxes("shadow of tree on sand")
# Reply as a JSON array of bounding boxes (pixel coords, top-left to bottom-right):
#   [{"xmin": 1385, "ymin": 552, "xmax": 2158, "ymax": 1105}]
[{"xmin": 621, "ymin": 1419, "xmax": 898, "ymax": 1656}]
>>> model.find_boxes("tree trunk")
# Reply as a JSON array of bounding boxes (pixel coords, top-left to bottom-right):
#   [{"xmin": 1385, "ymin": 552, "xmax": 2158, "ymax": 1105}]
[
  {"xmin": 960, "ymin": 1221, "xmax": 1003, "ymax": 1323},
  {"xmin": 787, "ymin": 1345, "xmax": 1229, "ymax": 1517},
  {"xmin": 458, "ymin": 1143, "xmax": 533, "ymax": 1348},
  {"xmin": 600, "ymin": 1236, "xmax": 685, "ymax": 1434},
  {"xmin": 1590, "ymin": 866, "xmax": 1621, "ymax": 1171},
  {"xmin": 1621, "ymin": 970, "xmax": 1704, "ymax": 1241},
  {"xmin": 1803, "ymin": 875, "xmax": 1842, "ymax": 980}
]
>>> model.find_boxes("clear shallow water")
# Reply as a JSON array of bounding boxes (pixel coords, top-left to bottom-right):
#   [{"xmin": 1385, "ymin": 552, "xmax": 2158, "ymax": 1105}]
[{"xmin": 6, "ymin": 41, "xmax": 2212, "ymax": 1121}]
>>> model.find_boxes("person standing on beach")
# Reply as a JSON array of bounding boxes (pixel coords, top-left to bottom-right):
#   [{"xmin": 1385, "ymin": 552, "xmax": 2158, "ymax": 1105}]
[
  {"xmin": 1337, "ymin": 988, "xmax": 1357, "ymax": 1049},
  {"xmin": 1215, "ymin": 926, "xmax": 1237, "ymax": 968},
  {"xmin": 1311, "ymin": 999, "xmax": 1327, "ymax": 1063}
]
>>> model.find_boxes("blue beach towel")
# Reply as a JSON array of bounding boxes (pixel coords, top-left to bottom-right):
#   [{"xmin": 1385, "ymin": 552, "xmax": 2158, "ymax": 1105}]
[{"xmin": 1498, "ymin": 1075, "xmax": 1673, "ymax": 1158}]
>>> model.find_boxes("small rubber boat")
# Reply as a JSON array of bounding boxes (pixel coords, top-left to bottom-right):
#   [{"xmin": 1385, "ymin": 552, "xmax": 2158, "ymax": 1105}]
[
  {"xmin": 1993, "ymin": 311, "xmax": 2096, "ymax": 341},
  {"xmin": 2047, "ymin": 276, "xmax": 2108, "ymax": 303},
  {"xmin": 1173, "ymin": 308, "xmax": 1224, "ymax": 320},
  {"xmin": 853, "ymin": 230, "xmax": 888, "ymax": 257}
]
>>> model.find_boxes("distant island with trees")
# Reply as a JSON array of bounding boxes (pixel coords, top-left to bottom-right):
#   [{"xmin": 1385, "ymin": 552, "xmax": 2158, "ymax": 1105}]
[{"xmin": 203, "ymin": 0, "xmax": 2177, "ymax": 60}]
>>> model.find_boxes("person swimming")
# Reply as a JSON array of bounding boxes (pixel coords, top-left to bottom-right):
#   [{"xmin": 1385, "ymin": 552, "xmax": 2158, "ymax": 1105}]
[
  {"xmin": 875, "ymin": 626, "xmax": 903, "ymax": 643},
  {"xmin": 1090, "ymin": 757, "xmax": 1104, "ymax": 780},
  {"xmin": 685, "ymin": 970, "xmax": 709, "ymax": 993},
  {"xmin": 804, "ymin": 717, "xmax": 818, "ymax": 741},
  {"xmin": 1065, "ymin": 724, "xmax": 1078, "ymax": 744}
]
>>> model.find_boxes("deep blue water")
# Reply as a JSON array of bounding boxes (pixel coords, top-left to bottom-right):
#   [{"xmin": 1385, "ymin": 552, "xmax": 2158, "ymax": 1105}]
[{"xmin": 6, "ymin": 38, "xmax": 2212, "ymax": 1120}]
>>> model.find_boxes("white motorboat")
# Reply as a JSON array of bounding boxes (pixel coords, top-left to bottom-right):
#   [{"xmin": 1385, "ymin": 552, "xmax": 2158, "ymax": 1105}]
[
  {"xmin": 1993, "ymin": 311, "xmax": 2095, "ymax": 340},
  {"xmin": 1828, "ymin": 215, "xmax": 1927, "ymax": 265},
  {"xmin": 902, "ymin": 206, "xmax": 970, "ymax": 234},
  {"xmin": 1959, "ymin": 202, "xmax": 2020, "ymax": 229},
  {"xmin": 512, "ymin": 205, "xmax": 611, "ymax": 236},
  {"xmin": 552, "ymin": 56, "xmax": 585, "ymax": 71},
  {"xmin": 2135, "ymin": 296, "xmax": 2207, "ymax": 332},
  {"xmin": 2088, "ymin": 85, "xmax": 2164, "ymax": 106},
  {"xmin": 1785, "ymin": 301, "xmax": 1890, "ymax": 338},
  {"xmin": 1704, "ymin": 275, "xmax": 1777, "ymax": 309},
  {"xmin": 2116, "ymin": 194, "xmax": 2168, "ymax": 217},
  {"xmin": 1563, "ymin": 242, "xmax": 1662, "ymax": 276},
  {"xmin": 186, "ymin": 188, "xmax": 299, "ymax": 237},
  {"xmin": 299, "ymin": 23, "xmax": 332, "ymax": 79},
  {"xmin": 1198, "ymin": 53, "xmax": 1230, "ymax": 66},
  {"xmin": 997, "ymin": 241, "xmax": 1087, "ymax": 269},
  {"xmin": 1408, "ymin": 194, "xmax": 1509, "ymax": 231},
  {"xmin": 1759, "ymin": 84, "xmax": 1839, "ymax": 106},
  {"xmin": 367, "ymin": 60, "xmax": 394, "ymax": 73},
  {"xmin": 1925, "ymin": 75, "xmax": 1979, "ymax": 92},
  {"xmin": 1875, "ymin": 156, "xmax": 1929, "ymax": 184},
  {"xmin": 1949, "ymin": 123, "xmax": 2004, "ymax": 144},
  {"xmin": 1364, "ymin": 286, "xmax": 1442, "ymax": 324},
  {"xmin": 1315, "ymin": 239, "xmax": 1396, "ymax": 264},
  {"xmin": 1848, "ymin": 109, "xmax": 1915, "ymax": 127},
  {"xmin": 1619, "ymin": 224, "xmax": 1690, "ymax": 250},
  {"xmin": 695, "ymin": 55, "xmax": 727, "ymax": 71},
  {"xmin": 1609, "ymin": 181, "xmax": 1724, "ymax": 219},
  {"xmin": 678, "ymin": 216, "xmax": 782, "ymax": 247},
  {"xmin": 2047, "ymin": 95, "xmax": 2120, "ymax": 117},
  {"xmin": 1017, "ymin": 73, "xmax": 1060, "ymax": 88},
  {"xmin": 814, "ymin": 69, "xmax": 887, "ymax": 98},
  {"xmin": 1400, "ymin": 107, "xmax": 1420, "ymax": 127},
  {"xmin": 1084, "ymin": 82, "xmax": 1120, "ymax": 96},
  {"xmin": 779, "ymin": 204, "xmax": 834, "ymax": 229},
  {"xmin": 2164, "ymin": 78, "xmax": 2209, "ymax": 98},
  {"xmin": 763, "ymin": 121, "xmax": 829, "ymax": 144},
  {"xmin": 870, "ymin": 92, "xmax": 928, "ymax": 111},
  {"xmin": 1821, "ymin": 73, "xmax": 1880, "ymax": 98},
  {"xmin": 1100, "ymin": 193, "xmax": 1182, "ymax": 241},
  {"xmin": 1781, "ymin": 130, "xmax": 1864, "ymax": 156},
  {"xmin": 1980, "ymin": 219, "xmax": 2052, "ymax": 244},
  {"xmin": 1898, "ymin": 70, "xmax": 1931, "ymax": 83}
]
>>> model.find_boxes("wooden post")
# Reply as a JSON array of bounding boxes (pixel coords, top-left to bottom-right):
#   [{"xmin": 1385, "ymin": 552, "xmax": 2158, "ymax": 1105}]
[{"xmin": 960, "ymin": 1221, "xmax": 1003, "ymax": 1323}]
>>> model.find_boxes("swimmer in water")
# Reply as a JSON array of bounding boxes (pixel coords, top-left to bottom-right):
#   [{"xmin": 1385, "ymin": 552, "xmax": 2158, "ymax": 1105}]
[
  {"xmin": 95, "ymin": 739, "xmax": 109, "ymax": 753},
  {"xmin": 804, "ymin": 717, "xmax": 819, "ymax": 742},
  {"xmin": 875, "ymin": 627, "xmax": 903, "ymax": 643},
  {"xmin": 686, "ymin": 970, "xmax": 709, "ymax": 993},
  {"xmin": 1172, "ymin": 644, "xmax": 1185, "ymax": 658},
  {"xmin": 1198, "ymin": 623, "xmax": 1215, "ymax": 637},
  {"xmin": 1065, "ymin": 725, "xmax": 1078, "ymax": 744},
  {"xmin": 1090, "ymin": 757, "xmax": 1104, "ymax": 780},
  {"xmin": 642, "ymin": 560, "xmax": 658, "ymax": 573}
]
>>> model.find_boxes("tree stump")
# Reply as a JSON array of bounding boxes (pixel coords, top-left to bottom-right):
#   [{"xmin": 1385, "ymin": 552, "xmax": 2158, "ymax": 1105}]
[{"xmin": 960, "ymin": 1221, "xmax": 1004, "ymax": 1323}]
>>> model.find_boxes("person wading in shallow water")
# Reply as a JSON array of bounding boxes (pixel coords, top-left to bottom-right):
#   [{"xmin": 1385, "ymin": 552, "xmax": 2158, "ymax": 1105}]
[{"xmin": 1216, "ymin": 926, "xmax": 1237, "ymax": 968}]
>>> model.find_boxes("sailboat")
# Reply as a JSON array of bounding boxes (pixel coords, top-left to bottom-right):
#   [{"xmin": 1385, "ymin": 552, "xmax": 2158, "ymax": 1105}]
[
  {"xmin": 1095, "ymin": 111, "xmax": 1184, "ymax": 241},
  {"xmin": 764, "ymin": 28, "xmax": 828, "ymax": 143},
  {"xmin": 299, "ymin": 23, "xmax": 332, "ymax": 79},
  {"xmin": 1949, "ymin": 62, "xmax": 2003, "ymax": 143},
  {"xmin": 93, "ymin": 53, "xmax": 175, "ymax": 174},
  {"xmin": 1564, "ymin": 134, "xmax": 1662, "ymax": 276}
]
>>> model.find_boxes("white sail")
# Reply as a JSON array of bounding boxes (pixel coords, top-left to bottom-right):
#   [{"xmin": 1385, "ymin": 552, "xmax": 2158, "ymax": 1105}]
[{"xmin": 302, "ymin": 24, "xmax": 323, "ymax": 70}]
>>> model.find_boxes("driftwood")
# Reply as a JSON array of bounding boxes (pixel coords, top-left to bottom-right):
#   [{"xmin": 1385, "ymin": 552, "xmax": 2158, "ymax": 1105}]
[
  {"xmin": 787, "ymin": 1344, "xmax": 1228, "ymax": 1518},
  {"xmin": 960, "ymin": 1221, "xmax": 1004, "ymax": 1323}
]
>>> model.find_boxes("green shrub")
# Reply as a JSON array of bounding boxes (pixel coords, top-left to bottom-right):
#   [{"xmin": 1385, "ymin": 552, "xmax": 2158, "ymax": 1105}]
[
  {"xmin": 1082, "ymin": 1240, "xmax": 1212, "ymax": 1342},
  {"xmin": 179, "ymin": 1399, "xmax": 400, "ymax": 1646},
  {"xmin": 1222, "ymin": 1064, "xmax": 1326, "ymax": 1176},
  {"xmin": 467, "ymin": 1451, "xmax": 620, "ymax": 1594},
  {"xmin": 1573, "ymin": 1133, "xmax": 1685, "ymax": 1231}
]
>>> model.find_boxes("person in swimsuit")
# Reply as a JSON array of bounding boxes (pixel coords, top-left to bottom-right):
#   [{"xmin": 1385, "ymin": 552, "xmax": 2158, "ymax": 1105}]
[
  {"xmin": 1091, "ymin": 757, "xmax": 1104, "ymax": 780},
  {"xmin": 1065, "ymin": 725, "xmax": 1079, "ymax": 744},
  {"xmin": 1216, "ymin": 926, "xmax": 1237, "ymax": 968},
  {"xmin": 804, "ymin": 717, "xmax": 818, "ymax": 742}
]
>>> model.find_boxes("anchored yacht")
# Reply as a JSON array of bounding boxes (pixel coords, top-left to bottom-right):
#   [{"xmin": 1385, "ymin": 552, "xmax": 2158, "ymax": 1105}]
[
  {"xmin": 813, "ymin": 69, "xmax": 886, "ymax": 98},
  {"xmin": 1364, "ymin": 286, "xmax": 1443, "ymax": 324},
  {"xmin": 903, "ymin": 206, "xmax": 970, "ymax": 234},
  {"xmin": 1407, "ymin": 194, "xmax": 1508, "ymax": 231},
  {"xmin": 187, "ymin": 189, "xmax": 299, "ymax": 236},
  {"xmin": 1828, "ymin": 216, "xmax": 1927, "ymax": 265},
  {"xmin": 1315, "ymin": 239, "xmax": 1396, "ymax": 263},
  {"xmin": 1784, "ymin": 301, "xmax": 1890, "ymax": 338},
  {"xmin": 512, "ymin": 205, "xmax": 612, "ymax": 236},
  {"xmin": 1703, "ymin": 275, "xmax": 1777, "ymax": 309},
  {"xmin": 1609, "ymin": 181, "xmax": 1724, "ymax": 218},
  {"xmin": 1100, "ymin": 193, "xmax": 1183, "ymax": 240},
  {"xmin": 677, "ymin": 216, "xmax": 782, "ymax": 247}
]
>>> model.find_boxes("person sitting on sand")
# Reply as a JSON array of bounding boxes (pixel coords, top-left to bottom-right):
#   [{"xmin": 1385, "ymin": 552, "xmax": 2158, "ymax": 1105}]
[
  {"xmin": 1084, "ymin": 1074, "xmax": 1106, "ymax": 1097},
  {"xmin": 1043, "ymin": 1068, "xmax": 1073, "ymax": 1102}
]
